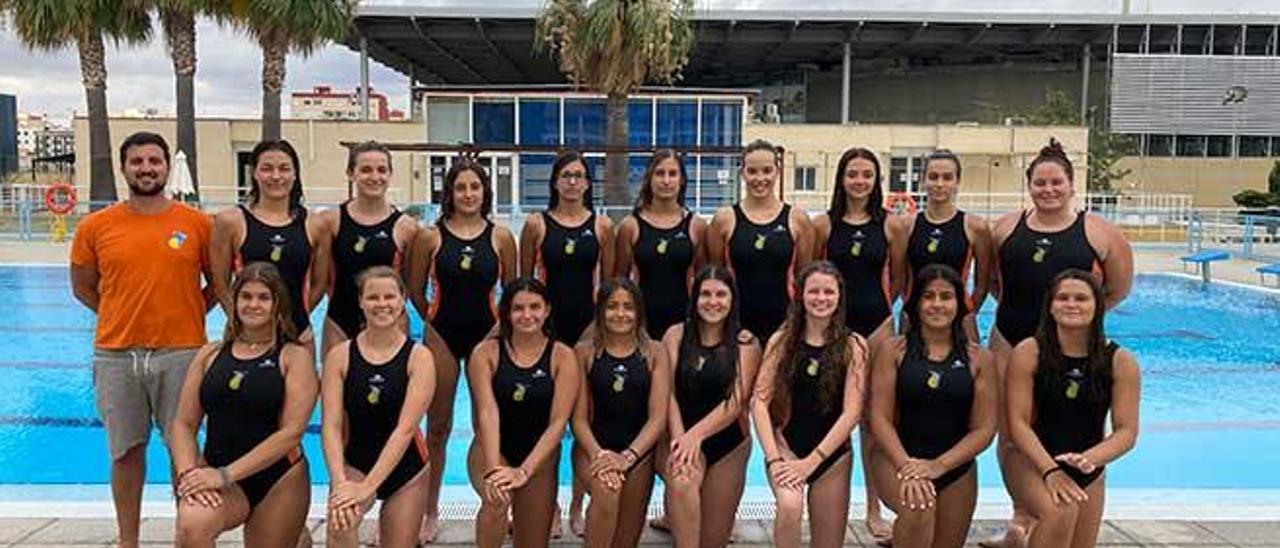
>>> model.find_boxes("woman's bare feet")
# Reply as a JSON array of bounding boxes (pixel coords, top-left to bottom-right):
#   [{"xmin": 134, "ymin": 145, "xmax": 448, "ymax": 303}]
[
  {"xmin": 978, "ymin": 524, "xmax": 1029, "ymax": 548},
  {"xmin": 418, "ymin": 513, "xmax": 440, "ymax": 545},
  {"xmin": 550, "ymin": 504, "xmax": 564, "ymax": 539},
  {"xmin": 866, "ymin": 515, "xmax": 893, "ymax": 544},
  {"xmin": 648, "ymin": 514, "xmax": 670, "ymax": 533}
]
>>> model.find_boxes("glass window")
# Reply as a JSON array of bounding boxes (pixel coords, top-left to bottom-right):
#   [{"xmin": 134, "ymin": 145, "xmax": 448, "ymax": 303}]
[
  {"xmin": 565, "ymin": 99, "xmax": 606, "ymax": 147},
  {"xmin": 1240, "ymin": 136, "xmax": 1270, "ymax": 157},
  {"xmin": 473, "ymin": 99, "xmax": 515, "ymax": 145},
  {"xmin": 794, "ymin": 166, "xmax": 817, "ymax": 192},
  {"xmin": 701, "ymin": 101, "xmax": 743, "ymax": 148},
  {"xmin": 1272, "ymin": 137, "xmax": 1280, "ymax": 157},
  {"xmin": 518, "ymin": 153, "xmax": 555, "ymax": 208},
  {"xmin": 1145, "ymin": 134, "xmax": 1173, "ymax": 157},
  {"xmin": 691, "ymin": 154, "xmax": 741, "ymax": 211},
  {"xmin": 656, "ymin": 99, "xmax": 697, "ymax": 147},
  {"xmin": 1176, "ymin": 135, "xmax": 1206, "ymax": 157},
  {"xmin": 426, "ymin": 96, "xmax": 469, "ymax": 145},
  {"xmin": 1206, "ymin": 135, "xmax": 1233, "ymax": 157},
  {"xmin": 629, "ymin": 99, "xmax": 654, "ymax": 147},
  {"xmin": 519, "ymin": 99, "xmax": 560, "ymax": 146}
]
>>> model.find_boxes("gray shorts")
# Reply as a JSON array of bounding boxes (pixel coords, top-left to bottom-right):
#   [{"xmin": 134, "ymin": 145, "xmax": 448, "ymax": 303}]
[{"xmin": 92, "ymin": 347, "xmax": 198, "ymax": 460}]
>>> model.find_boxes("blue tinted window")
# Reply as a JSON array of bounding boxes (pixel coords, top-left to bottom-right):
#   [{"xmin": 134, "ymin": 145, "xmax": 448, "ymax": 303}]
[
  {"xmin": 564, "ymin": 99, "xmax": 606, "ymax": 147},
  {"xmin": 518, "ymin": 154, "xmax": 555, "ymax": 208},
  {"xmin": 473, "ymin": 100, "xmax": 515, "ymax": 145},
  {"xmin": 518, "ymin": 99, "xmax": 560, "ymax": 146},
  {"xmin": 690, "ymin": 154, "xmax": 741, "ymax": 212},
  {"xmin": 656, "ymin": 100, "xmax": 697, "ymax": 147},
  {"xmin": 700, "ymin": 101, "xmax": 742, "ymax": 147},
  {"xmin": 629, "ymin": 99, "xmax": 654, "ymax": 147}
]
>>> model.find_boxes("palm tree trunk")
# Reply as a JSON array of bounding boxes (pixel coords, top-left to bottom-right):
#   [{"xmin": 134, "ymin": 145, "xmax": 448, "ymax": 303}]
[
  {"xmin": 165, "ymin": 8, "xmax": 199, "ymax": 195},
  {"xmin": 78, "ymin": 32, "xmax": 116, "ymax": 206},
  {"xmin": 260, "ymin": 32, "xmax": 287, "ymax": 141},
  {"xmin": 604, "ymin": 90, "xmax": 630, "ymax": 217}
]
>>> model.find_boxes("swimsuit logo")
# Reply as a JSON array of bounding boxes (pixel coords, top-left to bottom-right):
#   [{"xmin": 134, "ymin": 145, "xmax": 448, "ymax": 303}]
[
  {"xmin": 927, "ymin": 237, "xmax": 941, "ymax": 254},
  {"xmin": 583, "ymin": 229, "xmax": 595, "ymax": 238},
  {"xmin": 257, "ymin": 358, "xmax": 276, "ymax": 369},
  {"xmin": 375, "ymin": 230, "xmax": 390, "ymax": 240},
  {"xmin": 564, "ymin": 237, "xmax": 577, "ymax": 256},
  {"xmin": 854, "ymin": 230, "xmax": 864, "ymax": 238},
  {"xmin": 951, "ymin": 359, "xmax": 966, "ymax": 370},
  {"xmin": 513, "ymin": 382, "xmax": 527, "ymax": 402},
  {"xmin": 850, "ymin": 241, "xmax": 862, "ymax": 257},
  {"xmin": 228, "ymin": 370, "xmax": 247, "ymax": 391},
  {"xmin": 805, "ymin": 357, "xmax": 820, "ymax": 377},
  {"xmin": 656, "ymin": 238, "xmax": 669, "ymax": 255},
  {"xmin": 532, "ymin": 369, "xmax": 548, "ymax": 379},
  {"xmin": 354, "ymin": 236, "xmax": 368, "ymax": 253},
  {"xmin": 612, "ymin": 373, "xmax": 626, "ymax": 393},
  {"xmin": 1065, "ymin": 380, "xmax": 1081, "ymax": 400},
  {"xmin": 460, "ymin": 248, "xmax": 474, "ymax": 271},
  {"xmin": 773, "ymin": 225, "xmax": 788, "ymax": 233},
  {"xmin": 696, "ymin": 355, "xmax": 706, "ymax": 372},
  {"xmin": 167, "ymin": 230, "xmax": 188, "ymax": 250},
  {"xmin": 268, "ymin": 234, "xmax": 287, "ymax": 261},
  {"xmin": 367, "ymin": 373, "xmax": 385, "ymax": 405},
  {"xmin": 1033, "ymin": 238, "xmax": 1052, "ymax": 263},
  {"xmin": 926, "ymin": 370, "xmax": 941, "ymax": 390},
  {"xmin": 753, "ymin": 233, "xmax": 768, "ymax": 250}
]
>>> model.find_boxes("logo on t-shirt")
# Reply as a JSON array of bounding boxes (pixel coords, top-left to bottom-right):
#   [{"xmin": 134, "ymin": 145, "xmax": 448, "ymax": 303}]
[{"xmin": 167, "ymin": 230, "xmax": 188, "ymax": 250}]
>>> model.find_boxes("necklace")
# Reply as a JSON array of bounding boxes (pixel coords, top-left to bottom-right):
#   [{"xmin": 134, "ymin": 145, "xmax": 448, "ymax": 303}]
[{"xmin": 236, "ymin": 334, "xmax": 275, "ymax": 349}]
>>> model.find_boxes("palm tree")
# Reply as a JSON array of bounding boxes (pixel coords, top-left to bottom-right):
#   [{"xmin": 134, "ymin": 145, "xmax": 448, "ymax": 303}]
[
  {"xmin": 238, "ymin": 0, "xmax": 354, "ymax": 141},
  {"xmin": 155, "ymin": 0, "xmax": 219, "ymax": 197},
  {"xmin": 2, "ymin": 0, "xmax": 151, "ymax": 205},
  {"xmin": 536, "ymin": 0, "xmax": 694, "ymax": 212}
]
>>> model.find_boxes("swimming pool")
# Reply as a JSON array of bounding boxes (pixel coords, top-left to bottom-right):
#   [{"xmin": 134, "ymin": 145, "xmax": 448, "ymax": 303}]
[{"xmin": 1, "ymin": 265, "xmax": 1277, "ymax": 490}]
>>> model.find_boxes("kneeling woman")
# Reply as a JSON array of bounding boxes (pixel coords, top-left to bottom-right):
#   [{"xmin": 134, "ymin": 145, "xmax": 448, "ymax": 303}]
[
  {"xmin": 662, "ymin": 266, "xmax": 760, "ymax": 548},
  {"xmin": 321, "ymin": 266, "xmax": 436, "ymax": 548},
  {"xmin": 1007, "ymin": 269, "xmax": 1140, "ymax": 548},
  {"xmin": 170, "ymin": 262, "xmax": 317, "ymax": 547},
  {"xmin": 468, "ymin": 277, "xmax": 579, "ymax": 548},
  {"xmin": 572, "ymin": 279, "xmax": 670, "ymax": 547},
  {"xmin": 752, "ymin": 261, "xmax": 869, "ymax": 548},
  {"xmin": 868, "ymin": 264, "xmax": 997, "ymax": 548}
]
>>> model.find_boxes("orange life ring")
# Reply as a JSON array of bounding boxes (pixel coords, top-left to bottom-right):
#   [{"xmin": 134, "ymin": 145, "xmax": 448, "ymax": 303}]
[
  {"xmin": 885, "ymin": 192, "xmax": 918, "ymax": 216},
  {"xmin": 45, "ymin": 183, "xmax": 77, "ymax": 215}
]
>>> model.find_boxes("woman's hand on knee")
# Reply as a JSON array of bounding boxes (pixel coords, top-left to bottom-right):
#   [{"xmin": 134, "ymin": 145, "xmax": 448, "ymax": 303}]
[
  {"xmin": 897, "ymin": 458, "xmax": 945, "ymax": 481},
  {"xmin": 899, "ymin": 478, "xmax": 935, "ymax": 512},
  {"xmin": 327, "ymin": 503, "xmax": 363, "ymax": 532},
  {"xmin": 1044, "ymin": 468, "xmax": 1088, "ymax": 506}
]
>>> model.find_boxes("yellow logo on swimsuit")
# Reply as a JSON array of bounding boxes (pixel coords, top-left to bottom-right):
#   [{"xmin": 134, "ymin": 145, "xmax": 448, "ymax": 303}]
[
  {"xmin": 513, "ymin": 382, "xmax": 528, "ymax": 402},
  {"xmin": 366, "ymin": 386, "xmax": 381, "ymax": 405},
  {"xmin": 1033, "ymin": 247, "xmax": 1047, "ymax": 263},
  {"xmin": 850, "ymin": 241, "xmax": 862, "ymax": 257},
  {"xmin": 926, "ymin": 371, "xmax": 941, "ymax": 390},
  {"xmin": 805, "ymin": 357, "xmax": 820, "ymax": 377},
  {"xmin": 656, "ymin": 238, "xmax": 669, "ymax": 255},
  {"xmin": 1065, "ymin": 379, "xmax": 1080, "ymax": 400},
  {"xmin": 228, "ymin": 370, "xmax": 246, "ymax": 391},
  {"xmin": 354, "ymin": 236, "xmax": 368, "ymax": 254},
  {"xmin": 564, "ymin": 237, "xmax": 577, "ymax": 256},
  {"xmin": 927, "ymin": 237, "xmax": 940, "ymax": 254},
  {"xmin": 460, "ymin": 254, "xmax": 473, "ymax": 271},
  {"xmin": 270, "ymin": 245, "xmax": 283, "ymax": 263},
  {"xmin": 612, "ymin": 374, "xmax": 625, "ymax": 393},
  {"xmin": 753, "ymin": 233, "xmax": 768, "ymax": 250}
]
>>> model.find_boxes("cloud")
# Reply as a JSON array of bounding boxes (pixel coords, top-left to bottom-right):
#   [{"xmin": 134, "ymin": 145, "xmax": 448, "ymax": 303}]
[{"xmin": 0, "ymin": 18, "xmax": 407, "ymax": 122}]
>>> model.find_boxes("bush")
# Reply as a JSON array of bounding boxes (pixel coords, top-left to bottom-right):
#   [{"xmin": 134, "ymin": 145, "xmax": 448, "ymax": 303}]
[{"xmin": 1233, "ymin": 190, "xmax": 1276, "ymax": 208}]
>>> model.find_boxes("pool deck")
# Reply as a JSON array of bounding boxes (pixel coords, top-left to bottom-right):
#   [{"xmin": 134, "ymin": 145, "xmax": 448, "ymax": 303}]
[{"xmin": 2, "ymin": 517, "xmax": 1279, "ymax": 546}]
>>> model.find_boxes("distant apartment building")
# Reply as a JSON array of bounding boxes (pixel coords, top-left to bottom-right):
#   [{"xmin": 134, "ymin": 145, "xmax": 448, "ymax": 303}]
[
  {"xmin": 290, "ymin": 85, "xmax": 403, "ymax": 121},
  {"xmin": 0, "ymin": 95, "xmax": 16, "ymax": 177},
  {"xmin": 16, "ymin": 112, "xmax": 75, "ymax": 170}
]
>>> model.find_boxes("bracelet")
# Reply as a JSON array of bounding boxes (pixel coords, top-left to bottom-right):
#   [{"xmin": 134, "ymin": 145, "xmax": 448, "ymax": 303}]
[
  {"xmin": 814, "ymin": 446, "xmax": 829, "ymax": 460},
  {"xmin": 483, "ymin": 468, "xmax": 502, "ymax": 480},
  {"xmin": 766, "ymin": 457, "xmax": 784, "ymax": 469},
  {"xmin": 623, "ymin": 448, "xmax": 639, "ymax": 462},
  {"xmin": 1041, "ymin": 465, "xmax": 1063, "ymax": 482},
  {"xmin": 216, "ymin": 466, "xmax": 232, "ymax": 489},
  {"xmin": 515, "ymin": 467, "xmax": 529, "ymax": 481}
]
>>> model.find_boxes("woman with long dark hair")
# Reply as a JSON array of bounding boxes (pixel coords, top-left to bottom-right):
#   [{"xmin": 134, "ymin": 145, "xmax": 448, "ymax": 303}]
[
  {"xmin": 984, "ymin": 140, "xmax": 1134, "ymax": 547},
  {"xmin": 1006, "ymin": 270, "xmax": 1140, "ymax": 548},
  {"xmin": 707, "ymin": 139, "xmax": 813, "ymax": 344},
  {"xmin": 614, "ymin": 150, "xmax": 707, "ymax": 340},
  {"xmin": 811, "ymin": 146, "xmax": 905, "ymax": 540},
  {"xmin": 318, "ymin": 141, "xmax": 420, "ymax": 357},
  {"xmin": 467, "ymin": 277, "xmax": 580, "ymax": 548},
  {"xmin": 571, "ymin": 278, "xmax": 670, "ymax": 547},
  {"xmin": 210, "ymin": 140, "xmax": 327, "ymax": 345},
  {"xmin": 868, "ymin": 264, "xmax": 997, "ymax": 547},
  {"xmin": 752, "ymin": 261, "xmax": 868, "ymax": 548},
  {"xmin": 170, "ymin": 262, "xmax": 317, "ymax": 547},
  {"xmin": 661, "ymin": 266, "xmax": 760, "ymax": 547},
  {"xmin": 321, "ymin": 266, "xmax": 436, "ymax": 548},
  {"xmin": 406, "ymin": 158, "xmax": 518, "ymax": 542}
]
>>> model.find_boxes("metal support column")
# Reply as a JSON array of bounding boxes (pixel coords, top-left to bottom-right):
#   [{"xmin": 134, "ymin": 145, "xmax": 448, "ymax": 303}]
[
  {"xmin": 1080, "ymin": 43, "xmax": 1092, "ymax": 123},
  {"xmin": 841, "ymin": 42, "xmax": 852, "ymax": 124},
  {"xmin": 359, "ymin": 35, "xmax": 370, "ymax": 121}
]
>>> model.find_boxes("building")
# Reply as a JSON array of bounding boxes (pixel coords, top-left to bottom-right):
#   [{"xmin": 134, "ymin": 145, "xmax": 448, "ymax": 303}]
[
  {"xmin": 16, "ymin": 112, "xmax": 73, "ymax": 170},
  {"xmin": 339, "ymin": 0, "xmax": 1280, "ymax": 206},
  {"xmin": 0, "ymin": 95, "xmax": 16, "ymax": 177},
  {"xmin": 291, "ymin": 85, "xmax": 403, "ymax": 121}
]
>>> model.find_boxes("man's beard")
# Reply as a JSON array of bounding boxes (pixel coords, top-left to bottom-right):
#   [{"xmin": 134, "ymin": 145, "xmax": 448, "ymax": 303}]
[{"xmin": 127, "ymin": 178, "xmax": 166, "ymax": 197}]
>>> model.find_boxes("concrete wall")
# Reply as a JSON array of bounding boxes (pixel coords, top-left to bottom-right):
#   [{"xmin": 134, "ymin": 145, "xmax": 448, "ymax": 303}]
[
  {"xmin": 74, "ymin": 118, "xmax": 427, "ymax": 206},
  {"xmin": 1116, "ymin": 156, "xmax": 1273, "ymax": 207},
  {"xmin": 806, "ymin": 64, "xmax": 1109, "ymax": 124}
]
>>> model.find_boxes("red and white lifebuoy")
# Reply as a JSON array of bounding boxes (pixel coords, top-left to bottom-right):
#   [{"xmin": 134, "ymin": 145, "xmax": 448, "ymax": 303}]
[
  {"xmin": 885, "ymin": 192, "xmax": 918, "ymax": 216},
  {"xmin": 44, "ymin": 183, "xmax": 77, "ymax": 215}
]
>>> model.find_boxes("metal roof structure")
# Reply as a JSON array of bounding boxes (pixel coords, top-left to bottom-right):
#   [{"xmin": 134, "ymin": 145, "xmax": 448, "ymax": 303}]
[{"xmin": 347, "ymin": 1, "xmax": 1280, "ymax": 86}]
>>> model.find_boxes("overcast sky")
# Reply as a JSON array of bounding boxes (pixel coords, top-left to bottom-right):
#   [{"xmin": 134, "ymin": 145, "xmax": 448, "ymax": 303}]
[{"xmin": 4, "ymin": 0, "xmax": 1280, "ymax": 123}]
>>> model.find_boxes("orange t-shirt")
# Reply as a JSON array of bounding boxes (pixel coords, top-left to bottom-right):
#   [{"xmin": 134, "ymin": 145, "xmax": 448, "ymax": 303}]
[{"xmin": 70, "ymin": 201, "xmax": 213, "ymax": 350}]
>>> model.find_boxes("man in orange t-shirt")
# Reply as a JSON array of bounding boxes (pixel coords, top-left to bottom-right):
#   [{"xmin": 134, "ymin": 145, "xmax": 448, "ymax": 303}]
[{"xmin": 70, "ymin": 132, "xmax": 213, "ymax": 548}]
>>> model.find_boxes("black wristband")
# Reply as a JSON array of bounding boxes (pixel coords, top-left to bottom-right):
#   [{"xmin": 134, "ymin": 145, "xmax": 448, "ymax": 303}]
[
  {"xmin": 1041, "ymin": 465, "xmax": 1063, "ymax": 481},
  {"xmin": 766, "ymin": 457, "xmax": 784, "ymax": 468},
  {"xmin": 483, "ymin": 467, "xmax": 502, "ymax": 480}
]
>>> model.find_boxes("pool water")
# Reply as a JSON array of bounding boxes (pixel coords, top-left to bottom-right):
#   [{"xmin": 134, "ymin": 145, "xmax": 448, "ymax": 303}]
[{"xmin": 1, "ymin": 266, "xmax": 1278, "ymax": 490}]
